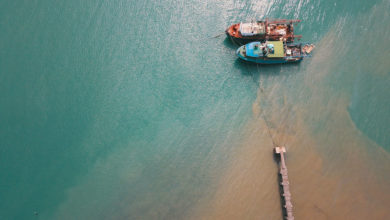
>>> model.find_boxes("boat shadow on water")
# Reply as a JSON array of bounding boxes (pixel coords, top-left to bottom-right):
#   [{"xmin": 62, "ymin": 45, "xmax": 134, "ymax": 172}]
[
  {"xmin": 233, "ymin": 58, "xmax": 301, "ymax": 78},
  {"xmin": 223, "ymin": 37, "xmax": 239, "ymax": 49}
]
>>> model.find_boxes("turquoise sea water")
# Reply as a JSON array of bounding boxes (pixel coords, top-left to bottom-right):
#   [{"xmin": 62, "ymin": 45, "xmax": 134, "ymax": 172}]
[{"xmin": 1, "ymin": 0, "xmax": 389, "ymax": 219}]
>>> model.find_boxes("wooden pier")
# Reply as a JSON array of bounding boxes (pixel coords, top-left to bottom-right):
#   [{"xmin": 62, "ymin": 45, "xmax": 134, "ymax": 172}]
[{"xmin": 275, "ymin": 146, "xmax": 294, "ymax": 220}]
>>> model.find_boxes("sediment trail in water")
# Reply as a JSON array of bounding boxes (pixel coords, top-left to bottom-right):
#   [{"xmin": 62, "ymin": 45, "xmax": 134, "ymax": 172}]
[{"xmin": 191, "ymin": 24, "xmax": 390, "ymax": 219}]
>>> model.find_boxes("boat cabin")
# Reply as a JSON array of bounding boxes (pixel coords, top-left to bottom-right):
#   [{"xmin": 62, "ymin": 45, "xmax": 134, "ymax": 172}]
[
  {"xmin": 239, "ymin": 22, "xmax": 266, "ymax": 36},
  {"xmin": 244, "ymin": 41, "xmax": 285, "ymax": 58}
]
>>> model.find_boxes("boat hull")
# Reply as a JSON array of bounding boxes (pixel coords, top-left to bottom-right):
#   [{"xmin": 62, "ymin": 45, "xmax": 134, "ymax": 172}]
[
  {"xmin": 226, "ymin": 32, "xmax": 266, "ymax": 45},
  {"xmin": 236, "ymin": 55, "xmax": 303, "ymax": 64},
  {"xmin": 226, "ymin": 31, "xmax": 296, "ymax": 45}
]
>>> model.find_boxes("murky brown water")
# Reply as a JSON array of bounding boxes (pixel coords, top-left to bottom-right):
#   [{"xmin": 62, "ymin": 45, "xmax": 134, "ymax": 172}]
[{"xmin": 192, "ymin": 28, "xmax": 390, "ymax": 220}]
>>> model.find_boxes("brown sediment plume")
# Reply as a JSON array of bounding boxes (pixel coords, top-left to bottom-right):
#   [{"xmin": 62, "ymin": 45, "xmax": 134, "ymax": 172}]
[
  {"xmin": 288, "ymin": 97, "xmax": 390, "ymax": 220},
  {"xmin": 191, "ymin": 86, "xmax": 390, "ymax": 220},
  {"xmin": 191, "ymin": 25, "xmax": 390, "ymax": 219},
  {"xmin": 189, "ymin": 83, "xmax": 300, "ymax": 220},
  {"xmin": 189, "ymin": 115, "xmax": 283, "ymax": 220}
]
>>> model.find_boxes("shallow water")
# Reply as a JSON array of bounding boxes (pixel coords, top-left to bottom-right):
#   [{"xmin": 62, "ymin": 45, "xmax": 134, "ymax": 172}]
[{"xmin": 0, "ymin": 0, "xmax": 389, "ymax": 219}]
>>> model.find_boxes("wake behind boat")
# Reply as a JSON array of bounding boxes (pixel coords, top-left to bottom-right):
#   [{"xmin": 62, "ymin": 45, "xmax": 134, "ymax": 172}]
[
  {"xmin": 236, "ymin": 41, "xmax": 314, "ymax": 64},
  {"xmin": 226, "ymin": 19, "xmax": 302, "ymax": 45}
]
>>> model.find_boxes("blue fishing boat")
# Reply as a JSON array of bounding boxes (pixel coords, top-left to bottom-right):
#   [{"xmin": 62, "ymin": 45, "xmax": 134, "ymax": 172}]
[{"xmin": 236, "ymin": 41, "xmax": 314, "ymax": 64}]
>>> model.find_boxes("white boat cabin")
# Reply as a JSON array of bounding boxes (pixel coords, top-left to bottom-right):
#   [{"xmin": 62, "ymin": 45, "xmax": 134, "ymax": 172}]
[{"xmin": 239, "ymin": 22, "xmax": 266, "ymax": 36}]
